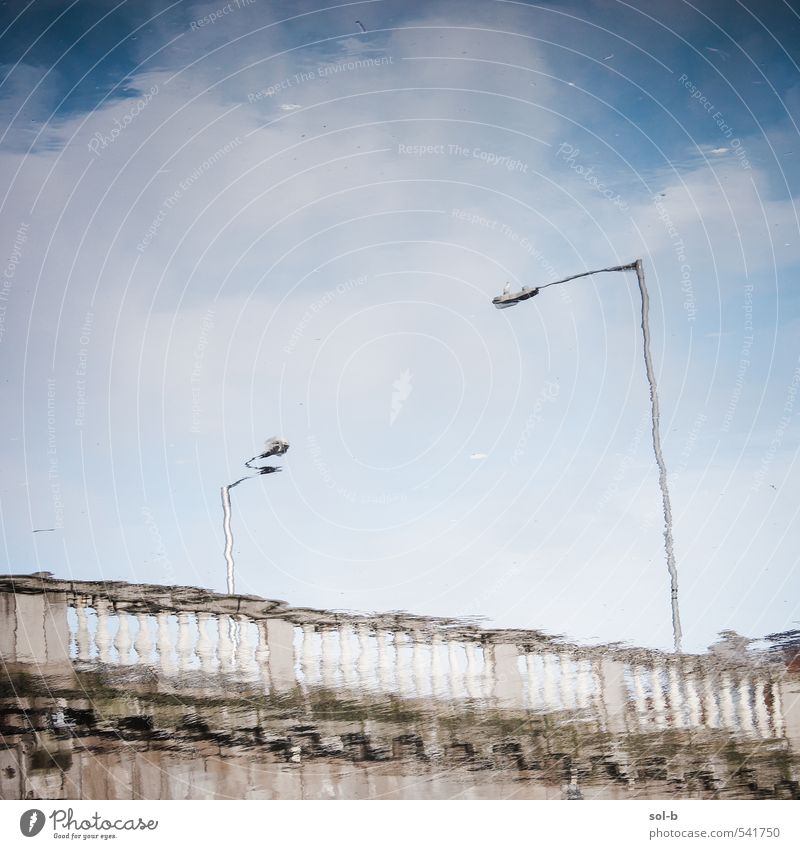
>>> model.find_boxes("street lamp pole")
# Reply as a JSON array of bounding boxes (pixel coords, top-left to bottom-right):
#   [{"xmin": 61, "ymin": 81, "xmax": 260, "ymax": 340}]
[
  {"xmin": 221, "ymin": 437, "xmax": 289, "ymax": 595},
  {"xmin": 493, "ymin": 259, "xmax": 683, "ymax": 654}
]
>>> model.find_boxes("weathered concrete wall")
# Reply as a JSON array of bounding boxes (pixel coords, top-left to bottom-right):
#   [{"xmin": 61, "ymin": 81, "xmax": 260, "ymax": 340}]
[
  {"xmin": 6, "ymin": 742, "xmax": 785, "ymax": 801},
  {"xmin": 2, "ymin": 679, "xmax": 798, "ymax": 802}
]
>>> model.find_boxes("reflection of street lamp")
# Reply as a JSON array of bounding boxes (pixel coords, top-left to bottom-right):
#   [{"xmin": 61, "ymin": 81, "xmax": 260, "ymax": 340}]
[
  {"xmin": 493, "ymin": 259, "xmax": 683, "ymax": 654},
  {"xmin": 221, "ymin": 437, "xmax": 289, "ymax": 595}
]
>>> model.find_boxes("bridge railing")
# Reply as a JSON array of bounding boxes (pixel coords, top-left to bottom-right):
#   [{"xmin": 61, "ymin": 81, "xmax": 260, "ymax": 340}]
[{"xmin": 0, "ymin": 575, "xmax": 792, "ymax": 741}]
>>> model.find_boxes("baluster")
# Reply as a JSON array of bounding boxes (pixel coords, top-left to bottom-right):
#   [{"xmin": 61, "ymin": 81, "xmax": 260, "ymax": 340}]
[
  {"xmin": 292, "ymin": 625, "xmax": 304, "ymax": 687},
  {"xmin": 114, "ymin": 610, "xmax": 132, "ymax": 665},
  {"xmin": 196, "ymin": 613, "xmax": 215, "ymax": 675},
  {"xmin": 389, "ymin": 631, "xmax": 401, "ymax": 695},
  {"xmin": 525, "ymin": 653, "xmax": 538, "ymax": 709},
  {"xmin": 447, "ymin": 640, "xmax": 463, "ymax": 700},
  {"xmin": 770, "ymin": 682, "xmax": 786, "ymax": 737},
  {"xmin": 357, "ymin": 624, "xmax": 372, "ymax": 690},
  {"xmin": 683, "ymin": 664, "xmax": 702, "ymax": 727},
  {"xmin": 701, "ymin": 666, "xmax": 720, "ymax": 728},
  {"xmin": 157, "ymin": 611, "xmax": 175, "ymax": 675},
  {"xmin": 650, "ymin": 664, "xmax": 667, "ymax": 729},
  {"xmin": 339, "ymin": 624, "xmax": 354, "ymax": 687},
  {"xmin": 632, "ymin": 665, "xmax": 648, "ymax": 728},
  {"xmin": 465, "ymin": 642, "xmax": 481, "ymax": 700},
  {"xmin": 411, "ymin": 631, "xmax": 426, "ymax": 698},
  {"xmin": 75, "ymin": 599, "xmax": 91, "ymax": 662},
  {"xmin": 301, "ymin": 623, "xmax": 316, "ymax": 687},
  {"xmin": 431, "ymin": 633, "xmax": 445, "ymax": 699},
  {"xmin": 578, "ymin": 656, "xmax": 592, "ymax": 712},
  {"xmin": 134, "ymin": 613, "xmax": 153, "ymax": 665},
  {"xmin": 542, "ymin": 653, "xmax": 559, "ymax": 710},
  {"xmin": 254, "ymin": 620, "xmax": 270, "ymax": 682},
  {"xmin": 320, "ymin": 627, "xmax": 337, "ymax": 689},
  {"xmin": 589, "ymin": 658, "xmax": 606, "ymax": 723},
  {"xmin": 667, "ymin": 663, "xmax": 684, "ymax": 727},
  {"xmin": 176, "ymin": 612, "xmax": 194, "ymax": 672},
  {"xmin": 482, "ymin": 641, "xmax": 494, "ymax": 702},
  {"xmin": 557, "ymin": 652, "xmax": 575, "ymax": 711},
  {"xmin": 736, "ymin": 674, "xmax": 756, "ymax": 734},
  {"xmin": 376, "ymin": 629, "xmax": 393, "ymax": 692},
  {"xmin": 235, "ymin": 615, "xmax": 257, "ymax": 680},
  {"xmin": 576, "ymin": 658, "xmax": 592, "ymax": 712},
  {"xmin": 396, "ymin": 631, "xmax": 413, "ymax": 697},
  {"xmin": 216, "ymin": 615, "xmax": 234, "ymax": 674},
  {"xmin": 754, "ymin": 678, "xmax": 771, "ymax": 738},
  {"xmin": 719, "ymin": 673, "xmax": 736, "ymax": 728},
  {"xmin": 95, "ymin": 598, "xmax": 113, "ymax": 664}
]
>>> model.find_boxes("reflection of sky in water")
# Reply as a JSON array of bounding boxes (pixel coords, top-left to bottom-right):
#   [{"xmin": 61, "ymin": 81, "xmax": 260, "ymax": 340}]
[{"xmin": 2, "ymin": 0, "xmax": 800, "ymax": 654}]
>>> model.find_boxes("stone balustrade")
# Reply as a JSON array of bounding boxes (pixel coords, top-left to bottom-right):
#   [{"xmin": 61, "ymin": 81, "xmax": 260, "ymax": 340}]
[{"xmin": 1, "ymin": 573, "xmax": 796, "ymax": 743}]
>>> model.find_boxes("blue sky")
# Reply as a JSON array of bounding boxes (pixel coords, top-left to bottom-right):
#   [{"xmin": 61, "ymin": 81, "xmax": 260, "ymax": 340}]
[{"xmin": 1, "ymin": 0, "xmax": 799, "ymax": 653}]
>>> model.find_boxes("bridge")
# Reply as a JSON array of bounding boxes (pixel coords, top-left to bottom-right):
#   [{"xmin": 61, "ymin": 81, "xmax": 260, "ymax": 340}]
[{"xmin": 1, "ymin": 573, "xmax": 798, "ymax": 799}]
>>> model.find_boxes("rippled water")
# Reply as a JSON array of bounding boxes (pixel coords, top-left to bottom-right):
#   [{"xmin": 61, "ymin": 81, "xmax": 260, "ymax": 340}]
[{"xmin": 1, "ymin": 575, "xmax": 798, "ymax": 800}]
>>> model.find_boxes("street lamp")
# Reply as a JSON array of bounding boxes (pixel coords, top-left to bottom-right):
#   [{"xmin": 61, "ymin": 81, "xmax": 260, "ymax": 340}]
[
  {"xmin": 493, "ymin": 259, "xmax": 683, "ymax": 654},
  {"xmin": 221, "ymin": 437, "xmax": 289, "ymax": 595}
]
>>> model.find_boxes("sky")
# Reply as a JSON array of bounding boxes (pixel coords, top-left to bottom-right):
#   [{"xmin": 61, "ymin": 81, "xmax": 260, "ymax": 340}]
[{"xmin": 1, "ymin": 0, "xmax": 799, "ymax": 654}]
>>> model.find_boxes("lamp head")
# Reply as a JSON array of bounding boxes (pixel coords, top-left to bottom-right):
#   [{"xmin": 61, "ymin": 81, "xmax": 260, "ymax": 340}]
[
  {"xmin": 492, "ymin": 286, "xmax": 540, "ymax": 309},
  {"xmin": 261, "ymin": 437, "xmax": 290, "ymax": 457}
]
